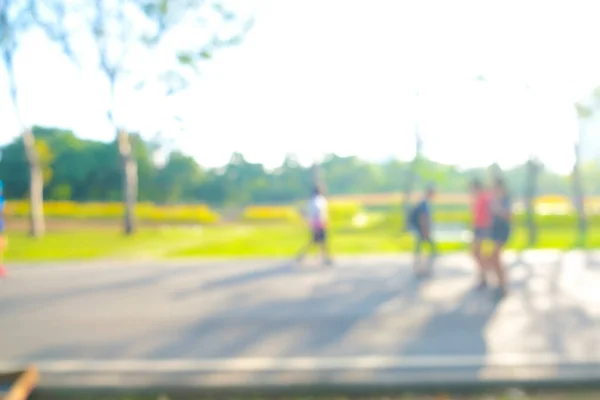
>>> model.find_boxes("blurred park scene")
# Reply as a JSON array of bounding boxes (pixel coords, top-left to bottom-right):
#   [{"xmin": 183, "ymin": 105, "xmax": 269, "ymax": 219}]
[
  {"xmin": 2, "ymin": 128, "xmax": 600, "ymax": 262},
  {"xmin": 6, "ymin": 0, "xmax": 600, "ymax": 398},
  {"xmin": 2, "ymin": 0, "xmax": 600, "ymax": 263}
]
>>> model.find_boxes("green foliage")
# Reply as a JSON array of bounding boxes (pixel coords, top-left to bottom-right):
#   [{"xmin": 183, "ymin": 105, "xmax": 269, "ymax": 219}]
[
  {"xmin": 328, "ymin": 201, "xmax": 364, "ymax": 222},
  {"xmin": 50, "ymin": 184, "xmax": 72, "ymax": 200},
  {"xmin": 576, "ymin": 102, "xmax": 593, "ymax": 119},
  {"xmin": 35, "ymin": 139, "xmax": 55, "ymax": 184},
  {"xmin": 0, "ymin": 125, "xmax": 595, "ymax": 208}
]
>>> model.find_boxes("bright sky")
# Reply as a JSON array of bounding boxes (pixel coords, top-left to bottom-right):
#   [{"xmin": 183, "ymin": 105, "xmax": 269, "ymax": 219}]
[{"xmin": 2, "ymin": 0, "xmax": 600, "ymax": 173}]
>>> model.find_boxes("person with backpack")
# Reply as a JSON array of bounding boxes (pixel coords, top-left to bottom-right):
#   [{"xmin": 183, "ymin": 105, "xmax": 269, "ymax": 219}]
[{"xmin": 409, "ymin": 185, "xmax": 436, "ymax": 277}]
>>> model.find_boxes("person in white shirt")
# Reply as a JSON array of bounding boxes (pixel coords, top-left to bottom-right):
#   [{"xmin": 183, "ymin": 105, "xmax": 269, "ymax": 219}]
[{"xmin": 295, "ymin": 186, "xmax": 333, "ymax": 266}]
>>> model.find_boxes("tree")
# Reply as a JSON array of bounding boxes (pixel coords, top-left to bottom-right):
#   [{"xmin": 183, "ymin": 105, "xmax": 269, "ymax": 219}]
[
  {"xmin": 312, "ymin": 162, "xmax": 323, "ymax": 193},
  {"xmin": 488, "ymin": 162, "xmax": 503, "ymax": 181},
  {"xmin": 1, "ymin": 2, "xmax": 41, "ymax": 236},
  {"xmin": 0, "ymin": 0, "xmax": 78, "ymax": 237},
  {"xmin": 401, "ymin": 91, "xmax": 423, "ymax": 231},
  {"xmin": 46, "ymin": 0, "xmax": 252, "ymax": 235},
  {"xmin": 261, "ymin": 154, "xmax": 311, "ymax": 204},
  {"xmin": 524, "ymin": 157, "xmax": 540, "ymax": 246},
  {"xmin": 4, "ymin": 126, "xmax": 600, "ymax": 207},
  {"xmin": 1, "ymin": 0, "xmax": 78, "ymax": 237},
  {"xmin": 574, "ymin": 102, "xmax": 591, "ymax": 244},
  {"xmin": 155, "ymin": 151, "xmax": 204, "ymax": 203}
]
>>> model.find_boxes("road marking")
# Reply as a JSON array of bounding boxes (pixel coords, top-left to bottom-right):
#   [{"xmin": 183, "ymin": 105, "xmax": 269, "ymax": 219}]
[{"xmin": 2, "ymin": 354, "xmax": 600, "ymax": 373}]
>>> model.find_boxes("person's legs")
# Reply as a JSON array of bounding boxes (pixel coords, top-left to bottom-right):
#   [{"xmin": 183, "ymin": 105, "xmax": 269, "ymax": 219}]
[
  {"xmin": 425, "ymin": 237, "xmax": 437, "ymax": 273},
  {"xmin": 490, "ymin": 224, "xmax": 510, "ymax": 294},
  {"xmin": 317, "ymin": 228, "xmax": 332, "ymax": 265},
  {"xmin": 472, "ymin": 229, "xmax": 487, "ymax": 287},
  {"xmin": 413, "ymin": 232, "xmax": 424, "ymax": 276},
  {"xmin": 319, "ymin": 244, "xmax": 332, "ymax": 265},
  {"xmin": 295, "ymin": 229, "xmax": 316, "ymax": 263},
  {"xmin": 295, "ymin": 242, "xmax": 311, "ymax": 262},
  {"xmin": 491, "ymin": 241, "xmax": 507, "ymax": 294}
]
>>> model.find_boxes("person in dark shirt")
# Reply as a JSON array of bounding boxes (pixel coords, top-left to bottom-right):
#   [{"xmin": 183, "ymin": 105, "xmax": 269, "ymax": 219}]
[
  {"xmin": 409, "ymin": 186, "xmax": 436, "ymax": 277},
  {"xmin": 489, "ymin": 177, "xmax": 512, "ymax": 296}
]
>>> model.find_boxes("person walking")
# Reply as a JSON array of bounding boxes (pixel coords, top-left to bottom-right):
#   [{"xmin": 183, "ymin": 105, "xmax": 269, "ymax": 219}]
[
  {"xmin": 0, "ymin": 180, "xmax": 6, "ymax": 277},
  {"xmin": 470, "ymin": 178, "xmax": 492, "ymax": 289},
  {"xmin": 409, "ymin": 186, "xmax": 436, "ymax": 277},
  {"xmin": 295, "ymin": 185, "xmax": 333, "ymax": 266},
  {"xmin": 489, "ymin": 177, "xmax": 512, "ymax": 296}
]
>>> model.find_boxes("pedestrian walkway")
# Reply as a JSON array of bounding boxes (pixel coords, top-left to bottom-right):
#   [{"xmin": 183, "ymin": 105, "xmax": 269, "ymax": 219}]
[{"xmin": 1, "ymin": 250, "xmax": 600, "ymax": 390}]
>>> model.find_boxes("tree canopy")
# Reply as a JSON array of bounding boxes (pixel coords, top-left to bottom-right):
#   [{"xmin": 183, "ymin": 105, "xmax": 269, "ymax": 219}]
[{"xmin": 0, "ymin": 126, "xmax": 590, "ymax": 206}]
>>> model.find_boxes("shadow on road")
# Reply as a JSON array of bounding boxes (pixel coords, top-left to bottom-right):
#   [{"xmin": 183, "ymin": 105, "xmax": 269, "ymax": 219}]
[
  {"xmin": 511, "ymin": 250, "xmax": 599, "ymax": 376},
  {"xmin": 148, "ymin": 266, "xmax": 417, "ymax": 359},
  {"xmin": 7, "ymin": 253, "xmax": 600, "ymax": 381},
  {"xmin": 584, "ymin": 251, "xmax": 600, "ymax": 270},
  {"xmin": 0, "ymin": 265, "xmax": 206, "ymax": 315},
  {"xmin": 175, "ymin": 262, "xmax": 294, "ymax": 299},
  {"xmin": 399, "ymin": 287, "xmax": 500, "ymax": 357}
]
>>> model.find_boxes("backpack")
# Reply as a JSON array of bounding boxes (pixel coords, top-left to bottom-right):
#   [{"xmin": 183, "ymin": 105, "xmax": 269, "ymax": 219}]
[{"xmin": 408, "ymin": 202, "xmax": 423, "ymax": 229}]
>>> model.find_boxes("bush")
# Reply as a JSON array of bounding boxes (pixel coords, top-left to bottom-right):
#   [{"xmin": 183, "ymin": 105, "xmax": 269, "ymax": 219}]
[
  {"xmin": 242, "ymin": 201, "xmax": 364, "ymax": 225},
  {"xmin": 328, "ymin": 201, "xmax": 364, "ymax": 222},
  {"xmin": 137, "ymin": 203, "xmax": 220, "ymax": 224},
  {"xmin": 6, "ymin": 199, "xmax": 599, "ymax": 230}
]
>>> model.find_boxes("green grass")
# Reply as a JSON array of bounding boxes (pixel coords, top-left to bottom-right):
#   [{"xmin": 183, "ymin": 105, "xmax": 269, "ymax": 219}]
[{"xmin": 4, "ymin": 223, "xmax": 600, "ymax": 263}]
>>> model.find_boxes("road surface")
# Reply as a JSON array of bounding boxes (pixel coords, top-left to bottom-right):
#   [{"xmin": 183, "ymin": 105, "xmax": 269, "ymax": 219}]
[{"xmin": 1, "ymin": 250, "xmax": 600, "ymax": 390}]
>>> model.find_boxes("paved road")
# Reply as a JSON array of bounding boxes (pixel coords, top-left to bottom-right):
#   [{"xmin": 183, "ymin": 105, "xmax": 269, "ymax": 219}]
[{"xmin": 2, "ymin": 250, "xmax": 600, "ymax": 390}]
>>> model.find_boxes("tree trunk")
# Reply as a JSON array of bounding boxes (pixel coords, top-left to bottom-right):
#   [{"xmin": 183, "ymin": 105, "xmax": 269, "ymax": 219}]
[
  {"xmin": 312, "ymin": 162, "xmax": 323, "ymax": 191},
  {"xmin": 22, "ymin": 129, "xmax": 45, "ymax": 238},
  {"xmin": 572, "ymin": 142, "xmax": 587, "ymax": 244},
  {"xmin": 117, "ymin": 130, "xmax": 138, "ymax": 236},
  {"xmin": 402, "ymin": 125, "xmax": 422, "ymax": 231},
  {"xmin": 524, "ymin": 158, "xmax": 539, "ymax": 247},
  {"xmin": 489, "ymin": 162, "xmax": 503, "ymax": 181}
]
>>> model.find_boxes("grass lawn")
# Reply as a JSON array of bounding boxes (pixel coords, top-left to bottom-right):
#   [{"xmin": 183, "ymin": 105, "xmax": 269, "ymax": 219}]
[{"xmin": 4, "ymin": 221, "xmax": 600, "ymax": 262}]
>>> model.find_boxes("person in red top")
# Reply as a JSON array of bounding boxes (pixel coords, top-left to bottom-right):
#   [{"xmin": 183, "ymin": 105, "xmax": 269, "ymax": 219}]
[{"xmin": 470, "ymin": 179, "xmax": 491, "ymax": 288}]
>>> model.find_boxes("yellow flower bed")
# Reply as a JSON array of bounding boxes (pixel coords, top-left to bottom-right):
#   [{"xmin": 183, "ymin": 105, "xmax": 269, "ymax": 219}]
[
  {"xmin": 3, "ymin": 201, "xmax": 220, "ymax": 224},
  {"xmin": 329, "ymin": 201, "xmax": 363, "ymax": 221},
  {"xmin": 242, "ymin": 201, "xmax": 364, "ymax": 224},
  {"xmin": 533, "ymin": 195, "xmax": 600, "ymax": 215},
  {"xmin": 242, "ymin": 205, "xmax": 301, "ymax": 223},
  {"xmin": 535, "ymin": 195, "xmax": 570, "ymax": 206}
]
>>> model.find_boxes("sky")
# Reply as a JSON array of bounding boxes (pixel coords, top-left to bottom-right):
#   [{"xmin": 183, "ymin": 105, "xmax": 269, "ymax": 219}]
[{"xmin": 2, "ymin": 0, "xmax": 600, "ymax": 173}]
